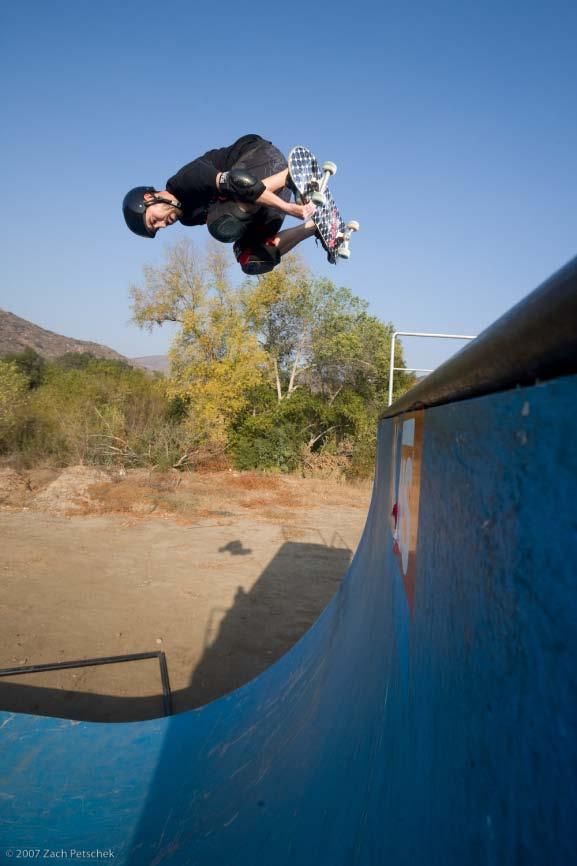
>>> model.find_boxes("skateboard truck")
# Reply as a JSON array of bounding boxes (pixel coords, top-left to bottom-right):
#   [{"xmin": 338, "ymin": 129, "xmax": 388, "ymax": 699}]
[
  {"xmin": 336, "ymin": 220, "xmax": 360, "ymax": 259},
  {"xmin": 311, "ymin": 161, "xmax": 337, "ymax": 206}
]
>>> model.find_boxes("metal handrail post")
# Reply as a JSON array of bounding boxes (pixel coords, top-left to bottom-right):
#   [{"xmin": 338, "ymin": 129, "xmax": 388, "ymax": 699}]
[
  {"xmin": 388, "ymin": 331, "xmax": 477, "ymax": 406},
  {"xmin": 388, "ymin": 332, "xmax": 398, "ymax": 408}
]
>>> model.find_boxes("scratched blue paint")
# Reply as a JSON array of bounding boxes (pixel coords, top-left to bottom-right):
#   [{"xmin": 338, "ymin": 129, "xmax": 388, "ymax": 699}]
[{"xmin": 0, "ymin": 374, "xmax": 575, "ymax": 864}]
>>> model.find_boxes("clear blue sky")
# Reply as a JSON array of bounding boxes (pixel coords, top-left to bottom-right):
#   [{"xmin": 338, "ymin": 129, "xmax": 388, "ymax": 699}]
[{"xmin": 1, "ymin": 0, "xmax": 576, "ymax": 370}]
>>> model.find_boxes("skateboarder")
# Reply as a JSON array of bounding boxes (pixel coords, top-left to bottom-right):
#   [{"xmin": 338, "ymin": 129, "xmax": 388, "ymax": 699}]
[{"xmin": 122, "ymin": 134, "xmax": 317, "ymax": 275}]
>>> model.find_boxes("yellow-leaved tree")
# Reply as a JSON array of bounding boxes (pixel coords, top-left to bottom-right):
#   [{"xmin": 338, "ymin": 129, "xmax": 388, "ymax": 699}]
[{"xmin": 130, "ymin": 239, "xmax": 267, "ymax": 450}]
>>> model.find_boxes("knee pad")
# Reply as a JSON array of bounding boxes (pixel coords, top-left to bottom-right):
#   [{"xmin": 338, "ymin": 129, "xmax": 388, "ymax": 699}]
[
  {"xmin": 207, "ymin": 199, "xmax": 255, "ymax": 243},
  {"xmin": 234, "ymin": 239, "xmax": 280, "ymax": 275}
]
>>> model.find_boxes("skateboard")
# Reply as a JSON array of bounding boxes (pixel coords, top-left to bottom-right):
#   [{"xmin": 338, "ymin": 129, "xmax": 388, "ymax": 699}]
[{"xmin": 287, "ymin": 145, "xmax": 359, "ymax": 264}]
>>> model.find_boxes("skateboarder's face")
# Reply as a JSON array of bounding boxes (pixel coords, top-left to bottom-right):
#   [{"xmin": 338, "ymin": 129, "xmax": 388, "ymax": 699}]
[{"xmin": 143, "ymin": 195, "xmax": 180, "ymax": 235}]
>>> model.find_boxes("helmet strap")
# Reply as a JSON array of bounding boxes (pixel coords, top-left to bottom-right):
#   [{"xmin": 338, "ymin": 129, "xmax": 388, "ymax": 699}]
[{"xmin": 145, "ymin": 195, "xmax": 182, "ymax": 210}]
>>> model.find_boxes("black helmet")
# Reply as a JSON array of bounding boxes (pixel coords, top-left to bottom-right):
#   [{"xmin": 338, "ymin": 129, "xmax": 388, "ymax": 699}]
[{"xmin": 122, "ymin": 186, "xmax": 157, "ymax": 238}]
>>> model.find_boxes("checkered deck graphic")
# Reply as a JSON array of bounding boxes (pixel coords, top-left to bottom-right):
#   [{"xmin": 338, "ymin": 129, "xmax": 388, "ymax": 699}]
[{"xmin": 288, "ymin": 146, "xmax": 346, "ymax": 264}]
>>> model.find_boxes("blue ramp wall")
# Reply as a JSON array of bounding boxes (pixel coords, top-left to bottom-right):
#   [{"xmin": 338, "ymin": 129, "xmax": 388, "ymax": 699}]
[{"xmin": 1, "ymin": 258, "xmax": 576, "ymax": 864}]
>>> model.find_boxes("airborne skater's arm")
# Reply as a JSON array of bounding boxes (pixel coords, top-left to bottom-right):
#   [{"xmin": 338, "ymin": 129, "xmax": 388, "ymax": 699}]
[
  {"xmin": 257, "ymin": 187, "xmax": 316, "ymax": 220},
  {"xmin": 216, "ymin": 169, "xmax": 315, "ymax": 221},
  {"xmin": 260, "ymin": 168, "xmax": 290, "ymax": 192}
]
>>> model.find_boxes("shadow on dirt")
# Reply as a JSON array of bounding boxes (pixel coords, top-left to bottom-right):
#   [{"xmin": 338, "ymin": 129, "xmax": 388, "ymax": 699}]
[{"xmin": 0, "ymin": 540, "xmax": 352, "ymax": 721}]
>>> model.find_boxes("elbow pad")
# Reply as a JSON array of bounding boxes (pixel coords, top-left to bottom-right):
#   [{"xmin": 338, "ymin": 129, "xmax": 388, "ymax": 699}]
[{"xmin": 218, "ymin": 169, "xmax": 265, "ymax": 203}]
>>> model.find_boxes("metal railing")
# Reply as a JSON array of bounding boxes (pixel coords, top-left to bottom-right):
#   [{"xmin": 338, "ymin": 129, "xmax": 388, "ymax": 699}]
[
  {"xmin": 0, "ymin": 651, "xmax": 173, "ymax": 716},
  {"xmin": 388, "ymin": 331, "xmax": 477, "ymax": 406}
]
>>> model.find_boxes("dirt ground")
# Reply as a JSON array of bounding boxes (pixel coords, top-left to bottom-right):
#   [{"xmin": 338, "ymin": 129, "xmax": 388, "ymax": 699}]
[{"xmin": 0, "ymin": 467, "xmax": 371, "ymax": 722}]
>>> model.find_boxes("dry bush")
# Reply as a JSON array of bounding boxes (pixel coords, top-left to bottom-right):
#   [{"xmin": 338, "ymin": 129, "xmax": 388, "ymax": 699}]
[
  {"xmin": 299, "ymin": 448, "xmax": 350, "ymax": 480},
  {"xmin": 177, "ymin": 443, "xmax": 231, "ymax": 473},
  {"xmin": 239, "ymin": 497, "xmax": 270, "ymax": 509},
  {"xmin": 89, "ymin": 473, "xmax": 204, "ymax": 519},
  {"xmin": 303, "ymin": 475, "xmax": 372, "ymax": 508},
  {"xmin": 226, "ymin": 472, "xmax": 283, "ymax": 492},
  {"xmin": 273, "ymin": 489, "xmax": 306, "ymax": 508},
  {"xmin": 89, "ymin": 479, "xmax": 157, "ymax": 514}
]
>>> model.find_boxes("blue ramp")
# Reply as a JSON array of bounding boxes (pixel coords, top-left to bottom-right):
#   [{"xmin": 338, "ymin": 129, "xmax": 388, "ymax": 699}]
[{"xmin": 1, "ymin": 259, "xmax": 576, "ymax": 865}]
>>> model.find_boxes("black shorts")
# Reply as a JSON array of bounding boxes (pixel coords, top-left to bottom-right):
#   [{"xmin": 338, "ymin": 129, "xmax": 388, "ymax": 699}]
[
  {"xmin": 232, "ymin": 139, "xmax": 291, "ymax": 271},
  {"xmin": 233, "ymin": 138, "xmax": 289, "ymax": 193}
]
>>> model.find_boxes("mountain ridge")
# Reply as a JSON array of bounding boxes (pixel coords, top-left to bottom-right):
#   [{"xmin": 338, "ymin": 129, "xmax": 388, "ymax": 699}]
[
  {"xmin": 0, "ymin": 309, "xmax": 168, "ymax": 372},
  {"xmin": 0, "ymin": 308, "xmax": 127, "ymax": 362}
]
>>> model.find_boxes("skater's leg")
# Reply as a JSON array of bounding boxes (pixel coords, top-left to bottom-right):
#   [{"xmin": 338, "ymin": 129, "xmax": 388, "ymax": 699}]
[{"xmin": 274, "ymin": 220, "xmax": 317, "ymax": 257}]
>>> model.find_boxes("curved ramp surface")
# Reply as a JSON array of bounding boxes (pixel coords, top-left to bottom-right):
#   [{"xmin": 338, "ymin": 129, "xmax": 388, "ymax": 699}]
[{"xmin": 1, "ymin": 260, "xmax": 577, "ymax": 865}]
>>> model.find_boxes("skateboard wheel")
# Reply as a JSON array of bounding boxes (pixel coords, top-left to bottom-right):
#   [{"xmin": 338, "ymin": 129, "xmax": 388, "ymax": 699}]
[
  {"xmin": 337, "ymin": 247, "xmax": 351, "ymax": 259},
  {"xmin": 346, "ymin": 220, "xmax": 360, "ymax": 232},
  {"xmin": 322, "ymin": 161, "xmax": 337, "ymax": 176},
  {"xmin": 312, "ymin": 191, "xmax": 327, "ymax": 206}
]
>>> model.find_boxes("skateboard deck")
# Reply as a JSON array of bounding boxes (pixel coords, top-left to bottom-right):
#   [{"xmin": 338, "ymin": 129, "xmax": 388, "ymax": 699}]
[{"xmin": 288, "ymin": 146, "xmax": 356, "ymax": 264}]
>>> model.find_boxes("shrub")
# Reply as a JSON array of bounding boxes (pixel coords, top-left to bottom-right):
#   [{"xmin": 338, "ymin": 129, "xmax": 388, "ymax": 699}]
[
  {"xmin": 1, "ymin": 348, "xmax": 46, "ymax": 389},
  {"xmin": 231, "ymin": 415, "xmax": 301, "ymax": 472},
  {"xmin": 0, "ymin": 361, "xmax": 29, "ymax": 446},
  {"xmin": 3, "ymin": 358, "xmax": 188, "ymax": 468}
]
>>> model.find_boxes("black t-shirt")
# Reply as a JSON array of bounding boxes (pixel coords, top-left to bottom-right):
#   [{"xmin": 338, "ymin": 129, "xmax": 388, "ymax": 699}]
[{"xmin": 165, "ymin": 134, "xmax": 264, "ymax": 227}]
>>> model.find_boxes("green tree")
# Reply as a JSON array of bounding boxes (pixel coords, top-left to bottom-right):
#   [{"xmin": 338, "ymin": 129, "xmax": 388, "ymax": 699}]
[
  {"xmin": 241, "ymin": 255, "xmax": 314, "ymax": 401},
  {"xmin": 242, "ymin": 259, "xmax": 413, "ymax": 408},
  {"xmin": 0, "ymin": 360, "xmax": 29, "ymax": 445},
  {"xmin": 130, "ymin": 239, "xmax": 415, "ymax": 477},
  {"xmin": 311, "ymin": 308, "xmax": 414, "ymax": 405},
  {"xmin": 2, "ymin": 347, "xmax": 46, "ymax": 388},
  {"xmin": 131, "ymin": 239, "xmax": 267, "ymax": 444},
  {"xmin": 56, "ymin": 352, "xmax": 130, "ymax": 371}
]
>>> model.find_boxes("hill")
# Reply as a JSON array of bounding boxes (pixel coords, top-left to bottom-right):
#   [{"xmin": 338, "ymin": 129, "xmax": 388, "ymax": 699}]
[
  {"xmin": 0, "ymin": 308, "xmax": 128, "ymax": 363},
  {"xmin": 130, "ymin": 355, "xmax": 169, "ymax": 374}
]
